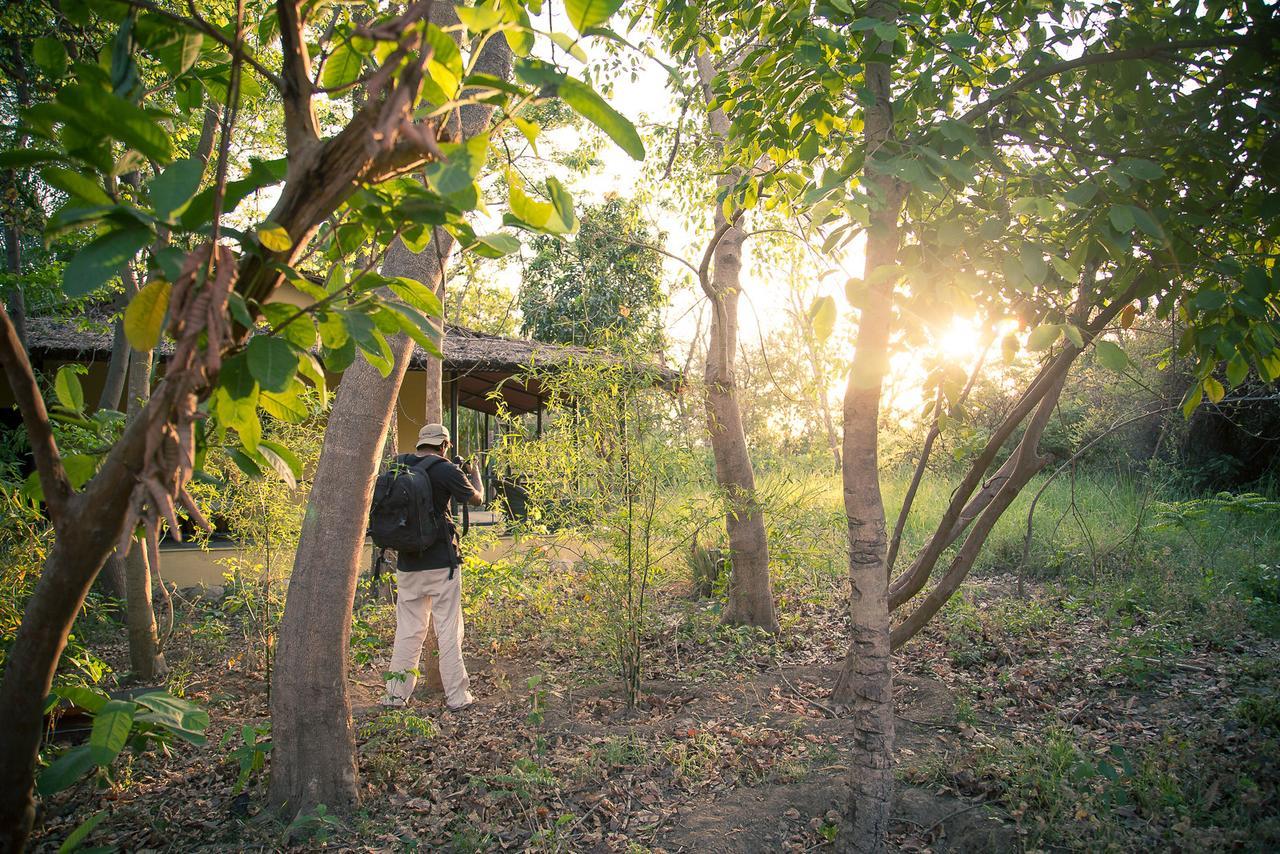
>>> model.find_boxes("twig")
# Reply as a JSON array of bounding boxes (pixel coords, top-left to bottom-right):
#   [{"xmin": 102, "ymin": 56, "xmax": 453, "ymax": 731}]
[
  {"xmin": 778, "ymin": 671, "xmax": 838, "ymax": 718},
  {"xmin": 922, "ymin": 800, "xmax": 990, "ymax": 837}
]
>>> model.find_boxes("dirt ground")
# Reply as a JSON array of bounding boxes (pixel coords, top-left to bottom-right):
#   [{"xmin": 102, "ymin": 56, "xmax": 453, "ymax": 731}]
[{"xmin": 27, "ymin": 574, "xmax": 1280, "ymax": 852}]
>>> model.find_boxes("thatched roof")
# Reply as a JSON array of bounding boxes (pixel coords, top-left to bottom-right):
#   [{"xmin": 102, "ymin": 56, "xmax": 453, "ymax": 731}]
[{"xmin": 23, "ymin": 316, "xmax": 680, "ymax": 415}]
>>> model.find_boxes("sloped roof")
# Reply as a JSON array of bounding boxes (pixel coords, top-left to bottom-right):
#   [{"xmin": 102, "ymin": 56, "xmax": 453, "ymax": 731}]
[{"xmin": 23, "ymin": 316, "xmax": 680, "ymax": 415}]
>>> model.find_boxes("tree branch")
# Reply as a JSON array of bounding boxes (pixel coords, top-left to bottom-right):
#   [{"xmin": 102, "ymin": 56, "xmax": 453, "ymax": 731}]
[
  {"xmin": 0, "ymin": 305, "xmax": 72, "ymax": 525},
  {"xmin": 959, "ymin": 35, "xmax": 1249, "ymax": 127},
  {"xmin": 277, "ymin": 0, "xmax": 321, "ymax": 152},
  {"xmin": 118, "ymin": 0, "xmax": 282, "ymax": 88}
]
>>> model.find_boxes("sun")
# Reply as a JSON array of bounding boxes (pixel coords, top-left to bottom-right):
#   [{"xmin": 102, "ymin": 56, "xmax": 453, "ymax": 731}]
[{"xmin": 935, "ymin": 315, "xmax": 986, "ymax": 363}]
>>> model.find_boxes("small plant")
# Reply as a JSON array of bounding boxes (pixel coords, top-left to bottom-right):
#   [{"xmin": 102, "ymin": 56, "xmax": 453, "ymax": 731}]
[
  {"xmin": 39, "ymin": 687, "xmax": 208, "ymax": 797},
  {"xmin": 221, "ymin": 723, "xmax": 272, "ymax": 794},
  {"xmin": 283, "ymin": 803, "xmax": 342, "ymax": 846}
]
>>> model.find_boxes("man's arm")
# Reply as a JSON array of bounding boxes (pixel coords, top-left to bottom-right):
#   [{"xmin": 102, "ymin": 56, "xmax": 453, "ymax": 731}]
[
  {"xmin": 462, "ymin": 459, "xmax": 484, "ymax": 507},
  {"xmin": 443, "ymin": 458, "xmax": 484, "ymax": 507}
]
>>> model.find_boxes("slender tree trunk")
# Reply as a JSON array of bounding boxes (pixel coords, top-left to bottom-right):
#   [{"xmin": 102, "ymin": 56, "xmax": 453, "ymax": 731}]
[
  {"xmin": 270, "ymin": 22, "xmax": 509, "ymax": 816},
  {"xmin": 96, "ymin": 317, "xmax": 130, "ymax": 413},
  {"xmin": 832, "ymin": 2, "xmax": 899, "ymax": 849},
  {"xmin": 120, "ymin": 270, "xmax": 168, "ymax": 680},
  {"xmin": 2, "ymin": 60, "xmax": 29, "ymax": 350},
  {"xmin": 3, "ymin": 224, "xmax": 25, "ymax": 350},
  {"xmin": 696, "ymin": 52, "xmax": 777, "ymax": 633}
]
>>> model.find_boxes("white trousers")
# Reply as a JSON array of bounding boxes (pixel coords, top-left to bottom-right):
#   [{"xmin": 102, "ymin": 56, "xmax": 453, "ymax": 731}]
[{"xmin": 384, "ymin": 568, "xmax": 472, "ymax": 709}]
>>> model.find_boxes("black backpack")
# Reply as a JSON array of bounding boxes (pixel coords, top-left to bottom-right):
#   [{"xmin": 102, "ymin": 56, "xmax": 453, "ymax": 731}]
[{"xmin": 369, "ymin": 454, "xmax": 449, "ymax": 556}]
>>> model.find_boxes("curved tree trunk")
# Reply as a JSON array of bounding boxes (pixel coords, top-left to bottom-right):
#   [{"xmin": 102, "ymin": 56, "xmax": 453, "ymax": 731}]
[
  {"xmin": 832, "ymin": 2, "xmax": 900, "ymax": 850},
  {"xmin": 269, "ymin": 21, "xmax": 509, "ymax": 817},
  {"xmin": 696, "ymin": 52, "xmax": 777, "ymax": 634},
  {"xmin": 268, "ymin": 331, "xmax": 418, "ymax": 818}
]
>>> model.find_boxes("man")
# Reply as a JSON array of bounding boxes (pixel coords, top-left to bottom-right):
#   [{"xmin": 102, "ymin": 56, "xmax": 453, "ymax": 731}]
[{"xmin": 382, "ymin": 423, "xmax": 484, "ymax": 711}]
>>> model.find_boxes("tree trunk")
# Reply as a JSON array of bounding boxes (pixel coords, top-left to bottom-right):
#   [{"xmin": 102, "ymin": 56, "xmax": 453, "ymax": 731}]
[
  {"xmin": 125, "ymin": 545, "xmax": 166, "ymax": 681},
  {"xmin": 832, "ymin": 2, "xmax": 899, "ymax": 850},
  {"xmin": 96, "ymin": 554, "xmax": 127, "ymax": 601},
  {"xmin": 121, "ymin": 338, "xmax": 167, "ymax": 680},
  {"xmin": 268, "ymin": 332, "xmax": 417, "ymax": 819},
  {"xmin": 695, "ymin": 52, "xmax": 777, "ymax": 634},
  {"xmin": 269, "ymin": 22, "xmax": 509, "ymax": 816},
  {"xmin": 95, "ymin": 314, "xmax": 130, "ymax": 413}
]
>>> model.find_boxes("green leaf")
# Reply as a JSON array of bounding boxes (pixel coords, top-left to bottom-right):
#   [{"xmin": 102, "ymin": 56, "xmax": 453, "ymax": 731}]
[
  {"xmin": 317, "ymin": 311, "xmax": 349, "ymax": 349},
  {"xmin": 872, "ymin": 21, "xmax": 899, "ymax": 43},
  {"xmin": 1063, "ymin": 324, "xmax": 1084, "ymax": 349},
  {"xmin": 255, "ymin": 441, "xmax": 299, "ymax": 489},
  {"xmin": 1181, "ymin": 384, "xmax": 1203, "ymax": 418},
  {"xmin": 124, "ymin": 279, "xmax": 171, "ymax": 351},
  {"xmin": 1108, "ymin": 204, "xmax": 1135, "ymax": 233},
  {"xmin": 1019, "ymin": 242, "xmax": 1047, "ymax": 286},
  {"xmin": 54, "ymin": 365, "xmax": 85, "ymax": 413},
  {"xmin": 1226, "ymin": 353, "xmax": 1249, "ymax": 387},
  {"xmin": 149, "ymin": 158, "xmax": 204, "ymax": 221},
  {"xmin": 807, "ymin": 295, "xmax": 837, "ymax": 343},
  {"xmin": 56, "ymin": 685, "xmax": 107, "ymax": 713},
  {"xmin": 62, "ymin": 454, "xmax": 98, "ymax": 489},
  {"xmin": 58, "ymin": 810, "xmax": 107, "ymax": 854},
  {"xmin": 258, "ymin": 438, "xmax": 303, "ymax": 482},
  {"xmin": 296, "ymin": 351, "xmax": 328, "ymax": 406},
  {"xmin": 550, "ymin": 32, "xmax": 587, "ymax": 62},
  {"xmin": 456, "ymin": 3, "xmax": 505, "ymax": 31},
  {"xmin": 388, "ymin": 277, "xmax": 443, "ymax": 316},
  {"xmin": 63, "ymin": 225, "xmax": 153, "ymax": 297},
  {"xmin": 37, "ymin": 745, "xmax": 97, "ymax": 796},
  {"xmin": 246, "ymin": 336, "xmax": 299, "ymax": 393},
  {"xmin": 87, "ymin": 700, "xmax": 135, "ymax": 765},
  {"xmin": 152, "ymin": 29, "xmax": 204, "ymax": 76},
  {"xmin": 1203, "ymin": 375, "xmax": 1225, "ymax": 404},
  {"xmin": 260, "ymin": 386, "xmax": 309, "ymax": 423},
  {"xmin": 1064, "ymin": 182, "xmax": 1097, "ymax": 206},
  {"xmin": 226, "ymin": 445, "xmax": 263, "ymax": 478},
  {"xmin": 1094, "ymin": 339, "xmax": 1128, "ymax": 372},
  {"xmin": 1129, "ymin": 207, "xmax": 1164, "ymax": 240},
  {"xmin": 559, "ymin": 77, "xmax": 644, "ymax": 161},
  {"xmin": 0, "ymin": 148, "xmax": 65, "ymax": 168},
  {"xmin": 1026, "ymin": 323, "xmax": 1061, "ymax": 351},
  {"xmin": 423, "ymin": 134, "xmax": 489, "ymax": 198},
  {"xmin": 41, "ymin": 167, "xmax": 112, "ymax": 206},
  {"xmin": 1117, "ymin": 158, "xmax": 1164, "ymax": 181},
  {"xmin": 511, "ymin": 116, "xmax": 540, "ymax": 152},
  {"xmin": 469, "ymin": 233, "xmax": 521, "ymax": 258},
  {"xmin": 34, "ymin": 37, "xmax": 69, "ymax": 77},
  {"xmin": 506, "ymin": 171, "xmax": 576, "ymax": 234},
  {"xmin": 321, "ymin": 40, "xmax": 364, "ymax": 90},
  {"xmin": 257, "ymin": 221, "xmax": 293, "ymax": 252},
  {"xmin": 132, "ymin": 692, "xmax": 209, "ymax": 745},
  {"xmin": 563, "ymin": 0, "xmax": 623, "ymax": 32},
  {"xmin": 385, "ymin": 302, "xmax": 444, "ymax": 358}
]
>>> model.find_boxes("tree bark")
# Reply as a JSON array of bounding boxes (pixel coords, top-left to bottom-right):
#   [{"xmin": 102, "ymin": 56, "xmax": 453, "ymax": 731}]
[
  {"xmin": 832, "ymin": 2, "xmax": 899, "ymax": 850},
  {"xmin": 268, "ymin": 332, "xmax": 417, "ymax": 819},
  {"xmin": 122, "ymin": 344, "xmax": 166, "ymax": 681},
  {"xmin": 269, "ymin": 19, "xmax": 509, "ymax": 817},
  {"xmin": 695, "ymin": 52, "xmax": 777, "ymax": 634},
  {"xmin": 95, "ymin": 317, "xmax": 130, "ymax": 413}
]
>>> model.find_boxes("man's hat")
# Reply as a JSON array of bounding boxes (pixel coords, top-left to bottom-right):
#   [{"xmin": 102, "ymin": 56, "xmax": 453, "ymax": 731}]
[{"xmin": 416, "ymin": 423, "xmax": 450, "ymax": 448}]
